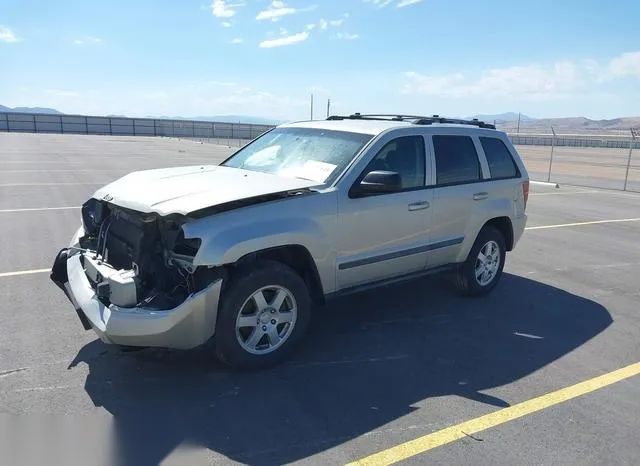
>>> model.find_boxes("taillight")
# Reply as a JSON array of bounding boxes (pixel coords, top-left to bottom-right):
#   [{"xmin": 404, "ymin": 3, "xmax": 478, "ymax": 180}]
[{"xmin": 522, "ymin": 180, "xmax": 529, "ymax": 209}]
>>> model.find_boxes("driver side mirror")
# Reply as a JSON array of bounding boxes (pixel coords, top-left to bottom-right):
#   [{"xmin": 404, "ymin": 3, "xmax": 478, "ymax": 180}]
[{"xmin": 351, "ymin": 170, "xmax": 402, "ymax": 197}]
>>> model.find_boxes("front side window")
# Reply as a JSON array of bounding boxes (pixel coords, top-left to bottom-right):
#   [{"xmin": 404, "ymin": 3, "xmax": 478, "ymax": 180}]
[
  {"xmin": 361, "ymin": 135, "xmax": 426, "ymax": 189},
  {"xmin": 433, "ymin": 135, "xmax": 481, "ymax": 185},
  {"xmin": 221, "ymin": 127, "xmax": 373, "ymax": 184}
]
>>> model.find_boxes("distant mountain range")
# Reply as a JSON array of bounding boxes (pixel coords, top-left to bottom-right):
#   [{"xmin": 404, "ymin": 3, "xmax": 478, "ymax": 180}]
[
  {"xmin": 467, "ymin": 112, "xmax": 640, "ymax": 134},
  {"xmin": 469, "ymin": 112, "xmax": 537, "ymax": 123},
  {"xmin": 148, "ymin": 115, "xmax": 287, "ymax": 125},
  {"xmin": 0, "ymin": 105, "xmax": 284, "ymax": 125},
  {"xmin": 2, "ymin": 105, "xmax": 638, "ymax": 134},
  {"xmin": 0, "ymin": 105, "xmax": 63, "ymax": 114}
]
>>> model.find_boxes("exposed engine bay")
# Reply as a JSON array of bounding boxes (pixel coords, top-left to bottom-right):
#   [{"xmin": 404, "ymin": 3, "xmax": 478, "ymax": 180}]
[{"xmin": 77, "ymin": 198, "xmax": 220, "ymax": 309}]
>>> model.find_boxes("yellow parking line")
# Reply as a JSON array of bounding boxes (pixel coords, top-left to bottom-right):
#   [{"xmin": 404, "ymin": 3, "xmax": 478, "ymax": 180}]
[
  {"xmin": 346, "ymin": 361, "xmax": 640, "ymax": 466},
  {"xmin": 526, "ymin": 218, "xmax": 640, "ymax": 230}
]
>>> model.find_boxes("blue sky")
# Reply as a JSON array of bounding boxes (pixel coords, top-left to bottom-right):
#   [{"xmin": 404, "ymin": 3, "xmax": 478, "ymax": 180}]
[{"xmin": 1, "ymin": 0, "xmax": 639, "ymax": 120}]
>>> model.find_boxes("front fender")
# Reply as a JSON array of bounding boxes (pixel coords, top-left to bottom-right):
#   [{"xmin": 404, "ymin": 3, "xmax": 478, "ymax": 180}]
[{"xmin": 185, "ymin": 217, "xmax": 329, "ymax": 267}]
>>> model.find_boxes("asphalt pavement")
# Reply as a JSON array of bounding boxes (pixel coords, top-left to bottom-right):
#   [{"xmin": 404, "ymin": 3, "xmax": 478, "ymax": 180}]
[{"xmin": 1, "ymin": 133, "xmax": 639, "ymax": 466}]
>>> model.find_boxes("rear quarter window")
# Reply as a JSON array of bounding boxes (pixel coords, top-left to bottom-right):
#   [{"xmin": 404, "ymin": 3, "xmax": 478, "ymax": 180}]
[{"xmin": 480, "ymin": 137, "xmax": 520, "ymax": 179}]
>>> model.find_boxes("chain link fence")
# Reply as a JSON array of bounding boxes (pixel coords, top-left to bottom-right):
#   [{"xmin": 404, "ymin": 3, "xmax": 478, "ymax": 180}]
[
  {"xmin": 2, "ymin": 112, "xmax": 640, "ymax": 192},
  {"xmin": 0, "ymin": 112, "xmax": 275, "ymax": 141},
  {"xmin": 509, "ymin": 130, "xmax": 640, "ymax": 192}
]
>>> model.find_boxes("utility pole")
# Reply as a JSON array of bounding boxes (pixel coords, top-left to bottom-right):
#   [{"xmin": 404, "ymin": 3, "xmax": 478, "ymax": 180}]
[
  {"xmin": 547, "ymin": 125, "xmax": 556, "ymax": 182},
  {"xmin": 624, "ymin": 127, "xmax": 639, "ymax": 191},
  {"xmin": 516, "ymin": 112, "xmax": 521, "ymax": 134},
  {"xmin": 326, "ymin": 98, "xmax": 331, "ymax": 118},
  {"xmin": 310, "ymin": 94, "xmax": 314, "ymax": 120}
]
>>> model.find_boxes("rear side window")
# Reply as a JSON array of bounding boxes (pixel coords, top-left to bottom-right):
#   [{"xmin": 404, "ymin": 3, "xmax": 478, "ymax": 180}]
[
  {"xmin": 480, "ymin": 137, "xmax": 520, "ymax": 179},
  {"xmin": 433, "ymin": 135, "xmax": 481, "ymax": 185}
]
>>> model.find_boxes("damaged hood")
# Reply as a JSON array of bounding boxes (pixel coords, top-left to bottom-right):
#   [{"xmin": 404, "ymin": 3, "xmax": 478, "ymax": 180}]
[{"xmin": 92, "ymin": 165, "xmax": 321, "ymax": 216}]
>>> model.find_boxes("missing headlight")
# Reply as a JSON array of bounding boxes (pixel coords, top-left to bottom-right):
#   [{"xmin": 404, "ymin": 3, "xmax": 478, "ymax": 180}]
[{"xmin": 81, "ymin": 198, "xmax": 106, "ymax": 236}]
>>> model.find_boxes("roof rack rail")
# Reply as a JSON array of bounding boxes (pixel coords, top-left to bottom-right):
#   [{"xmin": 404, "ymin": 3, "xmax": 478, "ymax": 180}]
[{"xmin": 326, "ymin": 113, "xmax": 496, "ymax": 130}]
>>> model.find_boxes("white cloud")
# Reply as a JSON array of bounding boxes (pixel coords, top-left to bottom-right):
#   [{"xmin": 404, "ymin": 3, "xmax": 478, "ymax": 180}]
[
  {"xmin": 211, "ymin": 0, "xmax": 244, "ymax": 18},
  {"xmin": 402, "ymin": 61, "xmax": 584, "ymax": 100},
  {"xmin": 608, "ymin": 51, "xmax": 640, "ymax": 79},
  {"xmin": 397, "ymin": 0, "xmax": 423, "ymax": 7},
  {"xmin": 222, "ymin": 21, "xmax": 232, "ymax": 27},
  {"xmin": 230, "ymin": 38, "xmax": 244, "ymax": 44},
  {"xmin": 336, "ymin": 32, "xmax": 359, "ymax": 40},
  {"xmin": 73, "ymin": 36, "xmax": 102, "ymax": 45},
  {"xmin": 259, "ymin": 30, "xmax": 309, "ymax": 48},
  {"xmin": 256, "ymin": 1, "xmax": 318, "ymax": 21},
  {"xmin": 306, "ymin": 23, "xmax": 316, "ymax": 30},
  {"xmin": 317, "ymin": 14, "xmax": 349, "ymax": 31},
  {"xmin": 0, "ymin": 26, "xmax": 20, "ymax": 43},
  {"xmin": 256, "ymin": 1, "xmax": 297, "ymax": 21},
  {"xmin": 363, "ymin": 0, "xmax": 423, "ymax": 7},
  {"xmin": 362, "ymin": 0, "xmax": 394, "ymax": 7},
  {"xmin": 189, "ymin": 81, "xmax": 308, "ymax": 119}
]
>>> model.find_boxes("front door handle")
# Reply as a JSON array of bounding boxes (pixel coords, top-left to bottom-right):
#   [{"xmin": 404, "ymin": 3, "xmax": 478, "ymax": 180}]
[
  {"xmin": 473, "ymin": 192, "xmax": 489, "ymax": 201},
  {"xmin": 408, "ymin": 201, "xmax": 430, "ymax": 211}
]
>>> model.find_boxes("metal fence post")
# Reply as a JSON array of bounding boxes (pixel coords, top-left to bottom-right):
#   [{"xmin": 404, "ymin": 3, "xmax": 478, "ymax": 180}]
[
  {"xmin": 153, "ymin": 119, "xmax": 157, "ymax": 137},
  {"xmin": 60, "ymin": 115, "xmax": 64, "ymax": 134},
  {"xmin": 85, "ymin": 116, "xmax": 89, "ymax": 134},
  {"xmin": 4, "ymin": 112, "xmax": 9, "ymax": 132},
  {"xmin": 547, "ymin": 126, "xmax": 556, "ymax": 182},
  {"xmin": 32, "ymin": 114, "xmax": 37, "ymax": 133},
  {"xmin": 108, "ymin": 117, "xmax": 112, "ymax": 135},
  {"xmin": 623, "ymin": 128, "xmax": 638, "ymax": 191}
]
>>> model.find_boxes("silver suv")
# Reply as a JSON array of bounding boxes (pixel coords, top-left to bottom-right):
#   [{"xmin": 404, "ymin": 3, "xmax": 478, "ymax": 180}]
[{"xmin": 51, "ymin": 114, "xmax": 529, "ymax": 369}]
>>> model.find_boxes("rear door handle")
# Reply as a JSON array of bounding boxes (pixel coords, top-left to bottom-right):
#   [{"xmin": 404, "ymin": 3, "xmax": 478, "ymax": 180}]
[
  {"xmin": 408, "ymin": 201, "xmax": 430, "ymax": 211},
  {"xmin": 473, "ymin": 192, "xmax": 489, "ymax": 201}
]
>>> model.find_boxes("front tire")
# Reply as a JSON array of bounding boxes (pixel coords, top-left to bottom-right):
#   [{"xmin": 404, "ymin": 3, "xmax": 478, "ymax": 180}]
[
  {"xmin": 214, "ymin": 260, "xmax": 311, "ymax": 369},
  {"xmin": 454, "ymin": 225, "xmax": 506, "ymax": 297}
]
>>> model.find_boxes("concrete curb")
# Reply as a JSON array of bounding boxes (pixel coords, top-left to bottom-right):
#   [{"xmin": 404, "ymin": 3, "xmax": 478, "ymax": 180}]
[{"xmin": 531, "ymin": 180, "xmax": 560, "ymax": 188}]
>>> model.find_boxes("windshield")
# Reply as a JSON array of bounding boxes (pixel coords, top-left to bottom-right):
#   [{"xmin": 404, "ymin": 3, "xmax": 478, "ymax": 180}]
[{"xmin": 221, "ymin": 127, "xmax": 373, "ymax": 184}]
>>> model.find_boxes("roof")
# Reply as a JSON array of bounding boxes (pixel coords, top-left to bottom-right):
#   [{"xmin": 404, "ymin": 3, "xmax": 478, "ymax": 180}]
[
  {"xmin": 279, "ymin": 119, "xmax": 414, "ymax": 136},
  {"xmin": 279, "ymin": 114, "xmax": 500, "ymax": 137}
]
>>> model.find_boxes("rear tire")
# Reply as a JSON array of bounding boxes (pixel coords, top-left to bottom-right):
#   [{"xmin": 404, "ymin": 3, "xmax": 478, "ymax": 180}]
[
  {"xmin": 454, "ymin": 225, "xmax": 506, "ymax": 297},
  {"xmin": 214, "ymin": 260, "xmax": 311, "ymax": 370}
]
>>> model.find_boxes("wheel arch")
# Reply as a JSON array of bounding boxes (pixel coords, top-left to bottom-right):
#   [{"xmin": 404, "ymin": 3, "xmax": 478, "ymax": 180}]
[
  {"xmin": 483, "ymin": 216, "xmax": 514, "ymax": 251},
  {"xmin": 231, "ymin": 244, "xmax": 326, "ymax": 305}
]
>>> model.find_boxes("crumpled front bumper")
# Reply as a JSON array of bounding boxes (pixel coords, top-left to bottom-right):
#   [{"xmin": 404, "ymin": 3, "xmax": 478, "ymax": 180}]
[{"xmin": 50, "ymin": 227, "xmax": 223, "ymax": 350}]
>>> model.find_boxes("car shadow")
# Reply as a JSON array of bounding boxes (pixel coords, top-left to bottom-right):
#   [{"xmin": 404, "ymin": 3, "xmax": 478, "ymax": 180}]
[{"xmin": 69, "ymin": 273, "xmax": 612, "ymax": 466}]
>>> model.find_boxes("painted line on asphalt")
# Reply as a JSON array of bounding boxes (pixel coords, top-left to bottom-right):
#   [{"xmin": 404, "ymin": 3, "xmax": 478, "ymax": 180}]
[
  {"xmin": 0, "ymin": 206, "xmax": 80, "ymax": 213},
  {"xmin": 526, "ymin": 218, "xmax": 640, "ymax": 230},
  {"xmin": 530, "ymin": 190, "xmax": 601, "ymax": 196},
  {"xmin": 346, "ymin": 361, "xmax": 640, "ymax": 466},
  {"xmin": 0, "ymin": 268, "xmax": 50, "ymax": 278},
  {"xmin": 530, "ymin": 190, "xmax": 640, "ymax": 197},
  {"xmin": 530, "ymin": 180, "xmax": 560, "ymax": 188},
  {"xmin": 2, "ymin": 169, "xmax": 124, "ymax": 173},
  {"xmin": 0, "ymin": 182, "xmax": 107, "ymax": 187}
]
